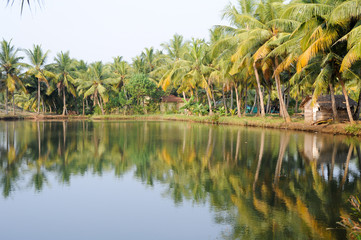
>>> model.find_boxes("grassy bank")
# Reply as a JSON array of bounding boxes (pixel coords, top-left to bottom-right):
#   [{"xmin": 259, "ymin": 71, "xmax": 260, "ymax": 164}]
[
  {"xmin": 91, "ymin": 114, "xmax": 361, "ymax": 136},
  {"xmin": 1, "ymin": 112, "xmax": 361, "ymax": 136}
]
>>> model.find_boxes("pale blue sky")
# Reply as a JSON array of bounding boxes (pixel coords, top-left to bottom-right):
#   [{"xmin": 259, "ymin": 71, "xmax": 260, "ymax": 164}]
[{"xmin": 1, "ymin": 0, "xmax": 232, "ymax": 63}]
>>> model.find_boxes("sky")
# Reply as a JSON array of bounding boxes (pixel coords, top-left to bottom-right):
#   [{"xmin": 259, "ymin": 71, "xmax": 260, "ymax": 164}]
[{"xmin": 1, "ymin": 0, "xmax": 232, "ymax": 63}]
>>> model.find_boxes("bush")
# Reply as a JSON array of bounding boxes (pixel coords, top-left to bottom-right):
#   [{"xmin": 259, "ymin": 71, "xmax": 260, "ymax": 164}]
[
  {"xmin": 209, "ymin": 113, "xmax": 220, "ymax": 124},
  {"xmin": 338, "ymin": 195, "xmax": 361, "ymax": 239},
  {"xmin": 345, "ymin": 125, "xmax": 361, "ymax": 135}
]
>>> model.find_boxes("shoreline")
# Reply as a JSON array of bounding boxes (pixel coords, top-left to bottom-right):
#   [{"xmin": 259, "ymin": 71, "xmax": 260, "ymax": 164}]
[
  {"xmin": 1, "ymin": 113, "xmax": 360, "ymax": 136},
  {"xmin": 92, "ymin": 114, "xmax": 361, "ymax": 136}
]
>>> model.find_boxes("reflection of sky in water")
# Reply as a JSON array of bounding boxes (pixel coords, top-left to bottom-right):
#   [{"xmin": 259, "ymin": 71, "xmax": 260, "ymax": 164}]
[
  {"xmin": 318, "ymin": 159, "xmax": 360, "ymax": 182},
  {"xmin": 0, "ymin": 121, "xmax": 360, "ymax": 240},
  {"xmin": 0, "ymin": 171, "xmax": 225, "ymax": 240}
]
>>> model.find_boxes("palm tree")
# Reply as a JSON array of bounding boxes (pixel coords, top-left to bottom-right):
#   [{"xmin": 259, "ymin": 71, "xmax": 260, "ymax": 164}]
[
  {"xmin": 160, "ymin": 39, "xmax": 215, "ymax": 114},
  {"xmin": 110, "ymin": 56, "xmax": 130, "ymax": 91},
  {"xmin": 0, "ymin": 39, "xmax": 25, "ymax": 115},
  {"xmin": 141, "ymin": 47, "xmax": 156, "ymax": 73},
  {"xmin": 52, "ymin": 51, "xmax": 76, "ymax": 115},
  {"xmin": 74, "ymin": 60, "xmax": 90, "ymax": 115},
  {"xmin": 76, "ymin": 61, "xmax": 115, "ymax": 115},
  {"xmin": 281, "ymin": 0, "xmax": 358, "ymax": 123},
  {"xmin": 157, "ymin": 34, "xmax": 189, "ymax": 99},
  {"xmin": 24, "ymin": 45, "xmax": 55, "ymax": 114}
]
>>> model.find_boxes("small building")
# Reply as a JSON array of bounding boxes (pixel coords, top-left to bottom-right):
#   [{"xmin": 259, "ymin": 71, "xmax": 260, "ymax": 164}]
[
  {"xmin": 300, "ymin": 95, "xmax": 357, "ymax": 122},
  {"xmin": 160, "ymin": 95, "xmax": 185, "ymax": 113}
]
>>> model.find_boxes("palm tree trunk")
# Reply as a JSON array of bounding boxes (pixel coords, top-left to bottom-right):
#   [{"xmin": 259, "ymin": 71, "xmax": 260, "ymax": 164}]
[
  {"xmin": 98, "ymin": 96, "xmax": 105, "ymax": 115},
  {"xmin": 235, "ymin": 86, "xmax": 241, "ymax": 117},
  {"xmin": 340, "ymin": 80, "xmax": 355, "ymax": 124},
  {"xmin": 211, "ymin": 86, "xmax": 217, "ymax": 108},
  {"xmin": 329, "ymin": 82, "xmax": 339, "ymax": 122},
  {"xmin": 86, "ymin": 97, "xmax": 89, "ymax": 110},
  {"xmin": 222, "ymin": 84, "xmax": 228, "ymax": 114},
  {"xmin": 274, "ymin": 58, "xmax": 291, "ymax": 123},
  {"xmin": 266, "ymin": 86, "xmax": 270, "ymax": 113},
  {"xmin": 12, "ymin": 92, "xmax": 15, "ymax": 115},
  {"xmin": 253, "ymin": 63, "xmax": 265, "ymax": 117},
  {"xmin": 294, "ymin": 88, "xmax": 299, "ymax": 114},
  {"xmin": 286, "ymin": 83, "xmax": 290, "ymax": 110},
  {"xmin": 82, "ymin": 98, "xmax": 85, "ymax": 116},
  {"xmin": 42, "ymin": 97, "xmax": 45, "ymax": 113},
  {"xmin": 5, "ymin": 88, "xmax": 8, "ymax": 115},
  {"xmin": 230, "ymin": 88, "xmax": 234, "ymax": 109},
  {"xmin": 243, "ymin": 81, "xmax": 248, "ymax": 116},
  {"xmin": 205, "ymin": 88, "xmax": 213, "ymax": 115},
  {"xmin": 37, "ymin": 79, "xmax": 40, "ymax": 114},
  {"xmin": 182, "ymin": 91, "xmax": 187, "ymax": 101},
  {"xmin": 62, "ymin": 88, "xmax": 67, "ymax": 115}
]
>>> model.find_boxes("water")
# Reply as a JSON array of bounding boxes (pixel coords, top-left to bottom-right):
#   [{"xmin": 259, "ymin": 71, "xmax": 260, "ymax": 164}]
[{"xmin": 0, "ymin": 120, "xmax": 359, "ymax": 239}]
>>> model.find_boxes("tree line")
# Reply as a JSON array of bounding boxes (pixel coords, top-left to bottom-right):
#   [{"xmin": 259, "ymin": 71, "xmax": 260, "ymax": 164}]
[{"xmin": 1, "ymin": 0, "xmax": 361, "ymax": 122}]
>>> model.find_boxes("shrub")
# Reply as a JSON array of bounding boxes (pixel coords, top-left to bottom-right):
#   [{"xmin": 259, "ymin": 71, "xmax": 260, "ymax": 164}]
[
  {"xmin": 345, "ymin": 125, "xmax": 361, "ymax": 135},
  {"xmin": 338, "ymin": 195, "xmax": 361, "ymax": 239}
]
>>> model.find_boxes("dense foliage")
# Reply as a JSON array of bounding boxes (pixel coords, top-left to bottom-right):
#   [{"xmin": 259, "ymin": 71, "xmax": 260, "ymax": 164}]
[{"xmin": 1, "ymin": 0, "xmax": 361, "ymax": 122}]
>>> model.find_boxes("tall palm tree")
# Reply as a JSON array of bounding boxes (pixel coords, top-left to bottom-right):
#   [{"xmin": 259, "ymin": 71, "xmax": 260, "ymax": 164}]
[
  {"xmin": 24, "ymin": 45, "xmax": 55, "ymax": 114},
  {"xmin": 141, "ymin": 47, "xmax": 156, "ymax": 73},
  {"xmin": 281, "ymin": 0, "xmax": 358, "ymax": 123},
  {"xmin": 159, "ymin": 39, "xmax": 215, "ymax": 114},
  {"xmin": 0, "ymin": 39, "xmax": 25, "ymax": 115},
  {"xmin": 157, "ymin": 34, "xmax": 189, "ymax": 99},
  {"xmin": 110, "ymin": 56, "xmax": 130, "ymax": 91},
  {"xmin": 52, "ymin": 51, "xmax": 76, "ymax": 115},
  {"xmin": 74, "ymin": 60, "xmax": 90, "ymax": 115},
  {"xmin": 76, "ymin": 61, "xmax": 115, "ymax": 115}
]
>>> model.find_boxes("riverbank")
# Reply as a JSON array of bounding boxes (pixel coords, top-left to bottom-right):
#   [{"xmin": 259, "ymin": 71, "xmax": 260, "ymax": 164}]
[
  {"xmin": 1, "ymin": 112, "xmax": 361, "ymax": 136},
  {"xmin": 0, "ymin": 113, "xmax": 88, "ymax": 120},
  {"xmin": 91, "ymin": 114, "xmax": 361, "ymax": 136}
]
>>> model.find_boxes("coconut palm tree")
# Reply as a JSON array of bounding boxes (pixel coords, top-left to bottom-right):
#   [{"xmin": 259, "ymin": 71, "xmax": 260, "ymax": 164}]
[
  {"xmin": 24, "ymin": 45, "xmax": 55, "ymax": 114},
  {"xmin": 281, "ymin": 0, "xmax": 359, "ymax": 123},
  {"xmin": 52, "ymin": 51, "xmax": 77, "ymax": 115},
  {"xmin": 110, "ymin": 56, "xmax": 130, "ymax": 91},
  {"xmin": 0, "ymin": 39, "xmax": 25, "ymax": 115},
  {"xmin": 74, "ymin": 60, "xmax": 90, "ymax": 115},
  {"xmin": 76, "ymin": 61, "xmax": 116, "ymax": 115},
  {"xmin": 157, "ymin": 34, "xmax": 189, "ymax": 99},
  {"xmin": 160, "ymin": 39, "xmax": 215, "ymax": 114}
]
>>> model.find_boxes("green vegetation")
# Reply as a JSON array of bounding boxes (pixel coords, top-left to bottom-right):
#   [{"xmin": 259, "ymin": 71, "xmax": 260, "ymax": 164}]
[
  {"xmin": 2, "ymin": 0, "xmax": 361, "ymax": 122},
  {"xmin": 338, "ymin": 196, "xmax": 361, "ymax": 239},
  {"xmin": 345, "ymin": 124, "xmax": 361, "ymax": 135}
]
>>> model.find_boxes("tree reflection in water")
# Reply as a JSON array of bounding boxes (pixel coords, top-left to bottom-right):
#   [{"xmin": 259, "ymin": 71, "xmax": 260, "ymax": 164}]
[{"xmin": 0, "ymin": 120, "xmax": 360, "ymax": 239}]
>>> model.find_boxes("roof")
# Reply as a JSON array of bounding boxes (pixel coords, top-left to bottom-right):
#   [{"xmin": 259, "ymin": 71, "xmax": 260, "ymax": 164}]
[
  {"xmin": 161, "ymin": 95, "xmax": 184, "ymax": 103},
  {"xmin": 300, "ymin": 95, "xmax": 357, "ymax": 110}
]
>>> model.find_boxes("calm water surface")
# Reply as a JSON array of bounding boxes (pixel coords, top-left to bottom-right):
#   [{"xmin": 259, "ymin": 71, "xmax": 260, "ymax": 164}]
[{"xmin": 0, "ymin": 120, "xmax": 360, "ymax": 239}]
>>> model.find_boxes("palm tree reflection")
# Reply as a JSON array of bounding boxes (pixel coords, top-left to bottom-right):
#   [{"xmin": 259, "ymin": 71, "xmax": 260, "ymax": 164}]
[{"xmin": 0, "ymin": 121, "xmax": 359, "ymax": 239}]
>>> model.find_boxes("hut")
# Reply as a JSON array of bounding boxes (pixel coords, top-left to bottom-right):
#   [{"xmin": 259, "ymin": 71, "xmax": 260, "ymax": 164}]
[
  {"xmin": 300, "ymin": 95, "xmax": 357, "ymax": 122},
  {"xmin": 160, "ymin": 95, "xmax": 185, "ymax": 113}
]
